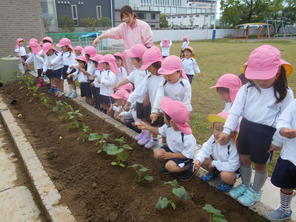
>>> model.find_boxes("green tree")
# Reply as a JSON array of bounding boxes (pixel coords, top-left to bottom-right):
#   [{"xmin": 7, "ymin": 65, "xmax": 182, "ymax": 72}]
[
  {"xmin": 42, "ymin": 16, "xmax": 53, "ymax": 32},
  {"xmin": 282, "ymin": 0, "xmax": 296, "ymax": 24},
  {"xmin": 58, "ymin": 15, "xmax": 74, "ymax": 32},
  {"xmin": 97, "ymin": 17, "xmax": 111, "ymax": 27},
  {"xmin": 160, "ymin": 13, "xmax": 168, "ymax": 28},
  {"xmin": 81, "ymin": 17, "xmax": 99, "ymax": 31}
]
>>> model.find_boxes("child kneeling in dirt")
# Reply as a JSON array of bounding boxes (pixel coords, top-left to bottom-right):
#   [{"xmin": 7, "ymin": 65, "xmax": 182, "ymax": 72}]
[
  {"xmin": 193, "ymin": 112, "xmax": 240, "ymax": 192},
  {"xmin": 139, "ymin": 97, "xmax": 196, "ymax": 181}
]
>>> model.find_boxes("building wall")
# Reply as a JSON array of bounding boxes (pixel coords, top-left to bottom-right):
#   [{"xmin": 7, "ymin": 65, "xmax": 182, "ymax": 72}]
[{"xmin": 0, "ymin": 0, "xmax": 44, "ymax": 57}]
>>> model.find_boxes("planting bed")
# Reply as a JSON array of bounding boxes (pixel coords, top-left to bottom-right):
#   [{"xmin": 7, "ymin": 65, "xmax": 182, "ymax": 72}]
[{"xmin": 1, "ymin": 80, "xmax": 266, "ymax": 222}]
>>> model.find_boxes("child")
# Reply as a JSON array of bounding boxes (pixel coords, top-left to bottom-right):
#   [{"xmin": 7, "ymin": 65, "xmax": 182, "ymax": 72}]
[
  {"xmin": 25, "ymin": 41, "xmax": 44, "ymax": 86},
  {"xmin": 182, "ymin": 46, "xmax": 200, "ymax": 84},
  {"xmin": 160, "ymin": 38, "xmax": 172, "ymax": 58},
  {"xmin": 74, "ymin": 46, "xmax": 84, "ymax": 57},
  {"xmin": 217, "ymin": 45, "xmax": 294, "ymax": 207},
  {"xmin": 266, "ymin": 100, "xmax": 296, "ymax": 221},
  {"xmin": 50, "ymin": 38, "xmax": 76, "ymax": 97},
  {"xmin": 98, "ymin": 54, "xmax": 120, "ymax": 113},
  {"xmin": 150, "ymin": 55, "xmax": 192, "ymax": 123},
  {"xmin": 90, "ymin": 54, "xmax": 103, "ymax": 108},
  {"xmin": 68, "ymin": 56, "xmax": 92, "ymax": 104},
  {"xmin": 114, "ymin": 52, "xmax": 128, "ymax": 85},
  {"xmin": 210, "ymin": 73, "xmax": 242, "ymax": 112},
  {"xmin": 126, "ymin": 46, "xmax": 164, "ymax": 148},
  {"xmin": 109, "ymin": 88, "xmax": 129, "ymax": 119},
  {"xmin": 139, "ymin": 97, "xmax": 197, "ymax": 181},
  {"xmin": 193, "ymin": 112, "xmax": 240, "ymax": 192},
  {"xmin": 42, "ymin": 43, "xmax": 63, "ymax": 93},
  {"xmin": 15, "ymin": 38, "xmax": 27, "ymax": 62},
  {"xmin": 180, "ymin": 36, "xmax": 189, "ymax": 57}
]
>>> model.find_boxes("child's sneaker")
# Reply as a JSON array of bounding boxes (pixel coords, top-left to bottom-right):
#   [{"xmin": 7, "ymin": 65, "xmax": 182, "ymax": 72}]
[
  {"xmin": 144, "ymin": 139, "xmax": 158, "ymax": 149},
  {"xmin": 266, "ymin": 208, "xmax": 292, "ymax": 221},
  {"xmin": 200, "ymin": 171, "xmax": 218, "ymax": 182},
  {"xmin": 137, "ymin": 132, "xmax": 150, "ymax": 146},
  {"xmin": 65, "ymin": 92, "xmax": 72, "ymax": 97},
  {"xmin": 217, "ymin": 183, "xmax": 233, "ymax": 192},
  {"xmin": 229, "ymin": 184, "xmax": 248, "ymax": 199},
  {"xmin": 135, "ymin": 131, "xmax": 144, "ymax": 141},
  {"xmin": 68, "ymin": 92, "xmax": 77, "ymax": 99},
  {"xmin": 237, "ymin": 188, "xmax": 261, "ymax": 207},
  {"xmin": 178, "ymin": 170, "xmax": 195, "ymax": 181},
  {"xmin": 159, "ymin": 167, "xmax": 170, "ymax": 175}
]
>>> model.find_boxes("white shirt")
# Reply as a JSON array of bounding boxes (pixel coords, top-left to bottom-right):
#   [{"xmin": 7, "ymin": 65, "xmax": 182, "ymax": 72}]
[
  {"xmin": 223, "ymin": 102, "xmax": 233, "ymax": 112},
  {"xmin": 182, "ymin": 58, "xmax": 200, "ymax": 75},
  {"xmin": 223, "ymin": 83, "xmax": 294, "ymax": 135},
  {"xmin": 93, "ymin": 70, "xmax": 102, "ymax": 88},
  {"xmin": 159, "ymin": 124, "xmax": 196, "ymax": 159},
  {"xmin": 25, "ymin": 53, "xmax": 44, "ymax": 70},
  {"xmin": 87, "ymin": 61, "xmax": 96, "ymax": 76},
  {"xmin": 195, "ymin": 135, "xmax": 240, "ymax": 172},
  {"xmin": 15, "ymin": 46, "xmax": 27, "ymax": 56},
  {"xmin": 128, "ymin": 74, "xmax": 164, "ymax": 104},
  {"xmin": 72, "ymin": 69, "xmax": 89, "ymax": 83},
  {"xmin": 51, "ymin": 51, "xmax": 76, "ymax": 72},
  {"xmin": 126, "ymin": 69, "xmax": 148, "ymax": 89},
  {"xmin": 100, "ymin": 70, "xmax": 117, "ymax": 96},
  {"xmin": 181, "ymin": 41, "xmax": 190, "ymax": 51},
  {"xmin": 117, "ymin": 66, "xmax": 128, "ymax": 84},
  {"xmin": 160, "ymin": 41, "xmax": 172, "ymax": 57},
  {"xmin": 43, "ymin": 52, "xmax": 63, "ymax": 72},
  {"xmin": 272, "ymin": 100, "xmax": 296, "ymax": 165},
  {"xmin": 152, "ymin": 78, "xmax": 192, "ymax": 113}
]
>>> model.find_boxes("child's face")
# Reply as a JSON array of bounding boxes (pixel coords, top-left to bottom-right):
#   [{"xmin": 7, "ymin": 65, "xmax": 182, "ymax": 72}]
[
  {"xmin": 74, "ymin": 49, "xmax": 81, "ymax": 56},
  {"xmin": 147, "ymin": 65, "xmax": 157, "ymax": 75},
  {"xmin": 218, "ymin": 91, "xmax": 231, "ymax": 102},
  {"xmin": 163, "ymin": 71, "xmax": 181, "ymax": 83},
  {"xmin": 213, "ymin": 122, "xmax": 224, "ymax": 141},
  {"xmin": 131, "ymin": 58, "xmax": 141, "ymax": 68},
  {"xmin": 253, "ymin": 77, "xmax": 276, "ymax": 89},
  {"xmin": 116, "ymin": 58, "xmax": 123, "ymax": 67},
  {"xmin": 78, "ymin": 61, "xmax": 86, "ymax": 68},
  {"xmin": 85, "ymin": 54, "xmax": 90, "ymax": 60},
  {"xmin": 46, "ymin": 49, "xmax": 54, "ymax": 56},
  {"xmin": 103, "ymin": 62, "xmax": 109, "ymax": 70},
  {"xmin": 92, "ymin": 61, "xmax": 98, "ymax": 68},
  {"xmin": 61, "ymin": 46, "xmax": 68, "ymax": 52},
  {"xmin": 184, "ymin": 50, "xmax": 192, "ymax": 58},
  {"xmin": 19, "ymin": 41, "xmax": 24, "ymax": 46}
]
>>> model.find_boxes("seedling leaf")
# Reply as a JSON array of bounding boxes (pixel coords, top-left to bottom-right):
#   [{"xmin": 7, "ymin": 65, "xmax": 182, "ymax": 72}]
[
  {"xmin": 88, "ymin": 133, "xmax": 100, "ymax": 141},
  {"xmin": 144, "ymin": 176, "xmax": 154, "ymax": 182},
  {"xmin": 172, "ymin": 187, "xmax": 191, "ymax": 200},
  {"xmin": 156, "ymin": 197, "xmax": 169, "ymax": 210}
]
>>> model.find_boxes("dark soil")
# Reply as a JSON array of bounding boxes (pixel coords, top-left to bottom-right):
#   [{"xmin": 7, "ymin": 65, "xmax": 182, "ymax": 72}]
[{"xmin": 1, "ymin": 80, "xmax": 266, "ymax": 222}]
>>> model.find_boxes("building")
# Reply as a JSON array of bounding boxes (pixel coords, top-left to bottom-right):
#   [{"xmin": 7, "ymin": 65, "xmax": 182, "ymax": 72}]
[{"xmin": 0, "ymin": 0, "xmax": 44, "ymax": 57}]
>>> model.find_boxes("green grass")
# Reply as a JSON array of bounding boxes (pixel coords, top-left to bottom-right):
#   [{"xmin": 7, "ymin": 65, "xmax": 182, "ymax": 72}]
[{"xmin": 159, "ymin": 39, "xmax": 296, "ymax": 174}]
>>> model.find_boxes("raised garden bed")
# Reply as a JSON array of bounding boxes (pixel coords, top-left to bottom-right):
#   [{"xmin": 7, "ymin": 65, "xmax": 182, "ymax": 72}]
[{"xmin": 0, "ymin": 78, "xmax": 266, "ymax": 222}]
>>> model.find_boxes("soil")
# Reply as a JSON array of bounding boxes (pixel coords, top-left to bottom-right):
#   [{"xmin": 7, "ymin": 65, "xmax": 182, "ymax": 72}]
[{"xmin": 1, "ymin": 80, "xmax": 266, "ymax": 222}]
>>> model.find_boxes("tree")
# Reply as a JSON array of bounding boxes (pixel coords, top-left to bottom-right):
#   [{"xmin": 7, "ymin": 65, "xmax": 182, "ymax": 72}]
[
  {"xmin": 81, "ymin": 17, "xmax": 99, "ymax": 31},
  {"xmin": 58, "ymin": 15, "xmax": 74, "ymax": 32},
  {"xmin": 282, "ymin": 0, "xmax": 296, "ymax": 24},
  {"xmin": 42, "ymin": 16, "xmax": 53, "ymax": 32},
  {"xmin": 97, "ymin": 17, "xmax": 111, "ymax": 27},
  {"xmin": 160, "ymin": 13, "xmax": 169, "ymax": 28}
]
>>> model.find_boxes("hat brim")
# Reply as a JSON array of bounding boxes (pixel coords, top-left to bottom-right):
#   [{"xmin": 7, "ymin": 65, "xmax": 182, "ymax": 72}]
[
  {"xmin": 158, "ymin": 68, "xmax": 176, "ymax": 75},
  {"xmin": 56, "ymin": 43, "xmax": 73, "ymax": 50},
  {"xmin": 42, "ymin": 48, "xmax": 57, "ymax": 55},
  {"xmin": 124, "ymin": 50, "xmax": 137, "ymax": 58},
  {"xmin": 207, "ymin": 114, "xmax": 226, "ymax": 123},
  {"xmin": 140, "ymin": 62, "xmax": 152, "ymax": 70}
]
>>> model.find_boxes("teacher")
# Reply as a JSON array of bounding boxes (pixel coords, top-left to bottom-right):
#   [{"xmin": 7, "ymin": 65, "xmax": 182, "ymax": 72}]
[{"xmin": 93, "ymin": 5, "xmax": 153, "ymax": 73}]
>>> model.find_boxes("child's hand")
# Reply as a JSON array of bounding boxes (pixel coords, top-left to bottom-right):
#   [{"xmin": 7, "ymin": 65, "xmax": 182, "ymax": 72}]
[
  {"xmin": 150, "ymin": 113, "xmax": 158, "ymax": 123},
  {"xmin": 217, "ymin": 133, "xmax": 231, "ymax": 145},
  {"xmin": 193, "ymin": 160, "xmax": 201, "ymax": 172},
  {"xmin": 67, "ymin": 74, "xmax": 73, "ymax": 79},
  {"xmin": 280, "ymin": 128, "xmax": 296, "ymax": 139},
  {"xmin": 268, "ymin": 144, "xmax": 281, "ymax": 152},
  {"xmin": 113, "ymin": 84, "xmax": 119, "ymax": 91},
  {"xmin": 48, "ymin": 63, "xmax": 53, "ymax": 67},
  {"xmin": 137, "ymin": 121, "xmax": 149, "ymax": 130}
]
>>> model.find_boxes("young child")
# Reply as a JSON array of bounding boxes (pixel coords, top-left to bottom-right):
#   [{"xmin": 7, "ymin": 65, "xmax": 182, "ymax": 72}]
[
  {"xmin": 217, "ymin": 45, "xmax": 294, "ymax": 207},
  {"xmin": 182, "ymin": 46, "xmax": 200, "ymax": 84},
  {"xmin": 150, "ymin": 55, "xmax": 192, "ymax": 123},
  {"xmin": 109, "ymin": 88, "xmax": 129, "ymax": 119},
  {"xmin": 210, "ymin": 73, "xmax": 242, "ymax": 112},
  {"xmin": 74, "ymin": 46, "xmax": 84, "ymax": 57},
  {"xmin": 160, "ymin": 38, "xmax": 172, "ymax": 58},
  {"xmin": 114, "ymin": 52, "xmax": 128, "ymax": 85},
  {"xmin": 139, "ymin": 97, "xmax": 197, "ymax": 181},
  {"xmin": 68, "ymin": 56, "xmax": 92, "ymax": 104},
  {"xmin": 42, "ymin": 43, "xmax": 63, "ymax": 93},
  {"xmin": 98, "ymin": 54, "xmax": 120, "ymax": 113},
  {"xmin": 89, "ymin": 54, "xmax": 103, "ymax": 109},
  {"xmin": 41, "ymin": 36, "xmax": 54, "ymax": 46},
  {"xmin": 126, "ymin": 46, "xmax": 164, "ymax": 148},
  {"xmin": 266, "ymin": 99, "xmax": 296, "ymax": 221},
  {"xmin": 15, "ymin": 38, "xmax": 27, "ymax": 62},
  {"xmin": 50, "ymin": 38, "xmax": 76, "ymax": 97},
  {"xmin": 180, "ymin": 36, "xmax": 189, "ymax": 57},
  {"xmin": 193, "ymin": 112, "xmax": 240, "ymax": 192}
]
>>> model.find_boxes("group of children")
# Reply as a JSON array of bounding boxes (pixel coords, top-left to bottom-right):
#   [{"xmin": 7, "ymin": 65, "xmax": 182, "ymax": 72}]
[{"xmin": 15, "ymin": 36, "xmax": 295, "ymax": 221}]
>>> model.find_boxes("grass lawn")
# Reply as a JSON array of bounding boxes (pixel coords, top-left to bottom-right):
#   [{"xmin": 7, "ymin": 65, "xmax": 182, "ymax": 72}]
[{"xmin": 160, "ymin": 38, "xmax": 296, "ymax": 175}]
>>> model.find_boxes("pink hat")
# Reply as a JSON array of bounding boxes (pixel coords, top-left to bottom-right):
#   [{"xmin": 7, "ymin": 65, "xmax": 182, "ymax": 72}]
[
  {"xmin": 111, "ymin": 89, "xmax": 129, "ymax": 100},
  {"xmin": 125, "ymin": 44, "xmax": 147, "ymax": 58},
  {"xmin": 114, "ymin": 52, "xmax": 124, "ymax": 59},
  {"xmin": 84, "ymin": 46, "xmax": 97, "ymax": 57},
  {"xmin": 42, "ymin": 36, "xmax": 53, "ymax": 43},
  {"xmin": 75, "ymin": 56, "xmax": 87, "ymax": 63},
  {"xmin": 29, "ymin": 38, "xmax": 39, "ymax": 44},
  {"xmin": 207, "ymin": 112, "xmax": 228, "ymax": 123},
  {"xmin": 183, "ymin": 36, "xmax": 189, "ymax": 41},
  {"xmin": 210, "ymin": 74, "xmax": 242, "ymax": 102},
  {"xmin": 27, "ymin": 41, "xmax": 41, "ymax": 54},
  {"xmin": 141, "ymin": 46, "xmax": 163, "ymax": 70},
  {"xmin": 99, "ymin": 54, "xmax": 120, "ymax": 74},
  {"xmin": 42, "ymin": 43, "xmax": 58, "ymax": 55},
  {"xmin": 162, "ymin": 39, "xmax": 170, "ymax": 47},
  {"xmin": 184, "ymin": 46, "xmax": 194, "ymax": 53},
  {"xmin": 90, "ymin": 54, "xmax": 104, "ymax": 70},
  {"xmin": 118, "ymin": 83, "xmax": 133, "ymax": 93},
  {"xmin": 56, "ymin": 38, "xmax": 73, "ymax": 50},
  {"xmin": 15, "ymin": 38, "xmax": 24, "ymax": 48},
  {"xmin": 160, "ymin": 97, "xmax": 192, "ymax": 134},
  {"xmin": 74, "ymin": 46, "xmax": 84, "ymax": 52},
  {"xmin": 245, "ymin": 45, "xmax": 293, "ymax": 80},
  {"xmin": 158, "ymin": 55, "xmax": 188, "ymax": 79}
]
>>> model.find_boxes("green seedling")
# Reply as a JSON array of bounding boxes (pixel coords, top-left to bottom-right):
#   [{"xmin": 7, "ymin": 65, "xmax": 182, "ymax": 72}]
[
  {"xmin": 202, "ymin": 204, "xmax": 228, "ymax": 222},
  {"xmin": 156, "ymin": 179, "xmax": 190, "ymax": 210},
  {"xmin": 77, "ymin": 124, "xmax": 91, "ymax": 142},
  {"xmin": 88, "ymin": 132, "xmax": 110, "ymax": 146},
  {"xmin": 39, "ymin": 93, "xmax": 50, "ymax": 107},
  {"xmin": 128, "ymin": 164, "xmax": 154, "ymax": 183},
  {"xmin": 66, "ymin": 109, "xmax": 83, "ymax": 121}
]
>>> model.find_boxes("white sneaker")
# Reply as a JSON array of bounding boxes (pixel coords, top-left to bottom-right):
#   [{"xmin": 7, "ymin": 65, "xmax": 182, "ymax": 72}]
[{"xmin": 144, "ymin": 139, "xmax": 158, "ymax": 149}]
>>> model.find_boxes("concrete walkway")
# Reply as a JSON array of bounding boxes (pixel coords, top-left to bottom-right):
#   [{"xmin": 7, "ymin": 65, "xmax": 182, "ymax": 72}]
[{"xmin": 0, "ymin": 120, "xmax": 45, "ymax": 222}]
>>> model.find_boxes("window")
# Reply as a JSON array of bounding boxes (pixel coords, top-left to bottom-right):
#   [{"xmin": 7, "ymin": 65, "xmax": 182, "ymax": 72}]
[
  {"xmin": 136, "ymin": 13, "xmax": 146, "ymax": 19},
  {"xmin": 71, "ymin": 5, "xmax": 78, "ymax": 26},
  {"xmin": 96, "ymin": 5, "xmax": 102, "ymax": 19},
  {"xmin": 151, "ymin": 13, "xmax": 156, "ymax": 20}
]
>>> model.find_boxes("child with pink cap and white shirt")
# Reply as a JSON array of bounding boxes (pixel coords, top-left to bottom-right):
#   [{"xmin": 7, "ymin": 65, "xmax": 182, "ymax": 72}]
[
  {"xmin": 109, "ymin": 88, "xmax": 130, "ymax": 120},
  {"xmin": 218, "ymin": 45, "xmax": 294, "ymax": 207},
  {"xmin": 114, "ymin": 52, "xmax": 128, "ymax": 84},
  {"xmin": 210, "ymin": 73, "xmax": 242, "ymax": 112},
  {"xmin": 160, "ymin": 38, "xmax": 172, "ymax": 58},
  {"xmin": 182, "ymin": 46, "xmax": 200, "ymax": 84},
  {"xmin": 139, "ymin": 97, "xmax": 197, "ymax": 181}
]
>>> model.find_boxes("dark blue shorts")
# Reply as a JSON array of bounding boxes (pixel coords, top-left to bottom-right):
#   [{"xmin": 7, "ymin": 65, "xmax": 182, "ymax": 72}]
[
  {"xmin": 271, "ymin": 157, "xmax": 296, "ymax": 189},
  {"xmin": 45, "ymin": 70, "xmax": 54, "ymax": 79},
  {"xmin": 80, "ymin": 82, "xmax": 91, "ymax": 98},
  {"xmin": 62, "ymin": 65, "xmax": 69, "ymax": 79},
  {"xmin": 54, "ymin": 68, "xmax": 63, "ymax": 79},
  {"xmin": 100, "ymin": 95, "xmax": 112, "ymax": 106},
  {"xmin": 94, "ymin": 87, "xmax": 101, "ymax": 108},
  {"xmin": 162, "ymin": 145, "xmax": 193, "ymax": 170},
  {"xmin": 237, "ymin": 118, "xmax": 275, "ymax": 164},
  {"xmin": 136, "ymin": 102, "xmax": 151, "ymax": 121},
  {"xmin": 37, "ymin": 69, "xmax": 43, "ymax": 77}
]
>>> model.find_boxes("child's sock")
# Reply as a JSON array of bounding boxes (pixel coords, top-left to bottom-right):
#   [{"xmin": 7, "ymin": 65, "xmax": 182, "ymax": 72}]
[
  {"xmin": 280, "ymin": 190, "xmax": 293, "ymax": 213},
  {"xmin": 152, "ymin": 135, "xmax": 158, "ymax": 142},
  {"xmin": 252, "ymin": 171, "xmax": 267, "ymax": 192},
  {"xmin": 240, "ymin": 166, "xmax": 252, "ymax": 187}
]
